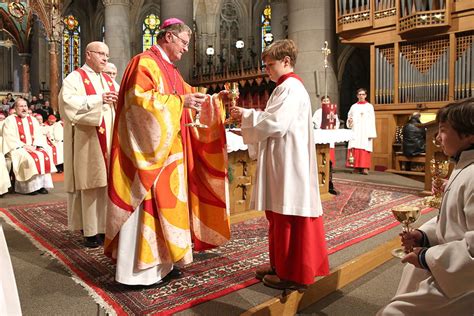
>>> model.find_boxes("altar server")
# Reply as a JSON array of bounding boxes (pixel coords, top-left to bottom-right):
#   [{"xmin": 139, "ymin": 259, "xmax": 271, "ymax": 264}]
[
  {"xmin": 346, "ymin": 88, "xmax": 377, "ymax": 174},
  {"xmin": 378, "ymin": 98, "xmax": 474, "ymax": 315},
  {"xmin": 230, "ymin": 39, "xmax": 329, "ymax": 290}
]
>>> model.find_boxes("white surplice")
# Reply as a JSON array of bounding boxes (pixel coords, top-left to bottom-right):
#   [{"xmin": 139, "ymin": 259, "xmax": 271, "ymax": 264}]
[
  {"xmin": 346, "ymin": 101, "xmax": 377, "ymax": 152},
  {"xmin": 378, "ymin": 149, "xmax": 474, "ymax": 315},
  {"xmin": 240, "ymin": 76, "xmax": 322, "ymax": 218}
]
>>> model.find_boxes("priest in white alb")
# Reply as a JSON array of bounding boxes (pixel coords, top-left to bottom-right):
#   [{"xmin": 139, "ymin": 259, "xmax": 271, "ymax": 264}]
[
  {"xmin": 59, "ymin": 41, "xmax": 119, "ymax": 248},
  {"xmin": 2, "ymin": 98, "xmax": 55, "ymax": 195}
]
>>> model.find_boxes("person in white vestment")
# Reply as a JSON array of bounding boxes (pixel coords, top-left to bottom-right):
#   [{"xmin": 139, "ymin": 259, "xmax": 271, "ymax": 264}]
[
  {"xmin": 2, "ymin": 98, "xmax": 55, "ymax": 195},
  {"xmin": 59, "ymin": 41, "xmax": 119, "ymax": 248},
  {"xmin": 0, "ymin": 113, "xmax": 11, "ymax": 196},
  {"xmin": 378, "ymin": 98, "xmax": 474, "ymax": 315},
  {"xmin": 103, "ymin": 62, "xmax": 118, "ymax": 81},
  {"xmin": 49, "ymin": 120, "xmax": 64, "ymax": 173},
  {"xmin": 346, "ymin": 88, "xmax": 377, "ymax": 175},
  {"xmin": 230, "ymin": 39, "xmax": 329, "ymax": 291}
]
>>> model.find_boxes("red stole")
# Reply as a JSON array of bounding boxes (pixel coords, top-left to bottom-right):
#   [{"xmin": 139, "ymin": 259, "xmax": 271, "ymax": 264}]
[
  {"xmin": 15, "ymin": 115, "xmax": 34, "ymax": 144},
  {"xmin": 15, "ymin": 115, "xmax": 51, "ymax": 173},
  {"xmin": 75, "ymin": 68, "xmax": 116, "ymax": 171}
]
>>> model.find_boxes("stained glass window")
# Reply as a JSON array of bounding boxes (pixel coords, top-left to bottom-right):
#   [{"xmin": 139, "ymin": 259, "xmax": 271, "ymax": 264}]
[
  {"xmin": 143, "ymin": 14, "xmax": 160, "ymax": 51},
  {"xmin": 261, "ymin": 5, "xmax": 272, "ymax": 52},
  {"xmin": 62, "ymin": 15, "xmax": 81, "ymax": 79}
]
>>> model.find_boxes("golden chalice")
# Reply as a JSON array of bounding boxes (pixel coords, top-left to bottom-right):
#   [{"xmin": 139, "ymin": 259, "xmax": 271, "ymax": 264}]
[
  {"xmin": 424, "ymin": 158, "xmax": 449, "ymax": 209},
  {"xmin": 185, "ymin": 86, "xmax": 209, "ymax": 128},
  {"xmin": 224, "ymin": 82, "xmax": 239, "ymax": 126},
  {"xmin": 391, "ymin": 205, "xmax": 421, "ymax": 258}
]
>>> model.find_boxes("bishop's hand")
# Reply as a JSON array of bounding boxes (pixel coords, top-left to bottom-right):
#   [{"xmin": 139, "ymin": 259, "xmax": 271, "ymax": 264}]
[{"xmin": 184, "ymin": 92, "xmax": 207, "ymax": 111}]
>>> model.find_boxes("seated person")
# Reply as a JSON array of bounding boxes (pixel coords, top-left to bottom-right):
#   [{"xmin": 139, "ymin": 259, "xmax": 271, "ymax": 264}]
[
  {"xmin": 402, "ymin": 112, "xmax": 426, "ymax": 157},
  {"xmin": 377, "ymin": 98, "xmax": 474, "ymax": 315},
  {"xmin": 2, "ymin": 98, "xmax": 56, "ymax": 195},
  {"xmin": 0, "ymin": 113, "xmax": 11, "ymax": 196}
]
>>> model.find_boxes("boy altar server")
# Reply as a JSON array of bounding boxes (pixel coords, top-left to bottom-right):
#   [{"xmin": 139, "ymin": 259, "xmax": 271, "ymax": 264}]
[{"xmin": 230, "ymin": 39, "xmax": 329, "ymax": 290}]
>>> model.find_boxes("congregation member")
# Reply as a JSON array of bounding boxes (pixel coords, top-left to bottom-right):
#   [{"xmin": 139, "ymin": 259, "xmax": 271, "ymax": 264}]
[
  {"xmin": 1, "ymin": 98, "xmax": 9, "ymax": 113},
  {"xmin": 105, "ymin": 18, "xmax": 230, "ymax": 287},
  {"xmin": 378, "ymin": 98, "xmax": 474, "ymax": 315},
  {"xmin": 346, "ymin": 88, "xmax": 377, "ymax": 175},
  {"xmin": 6, "ymin": 93, "xmax": 15, "ymax": 107},
  {"xmin": 230, "ymin": 39, "xmax": 329, "ymax": 291},
  {"xmin": 2, "ymin": 98, "xmax": 55, "ymax": 195},
  {"xmin": 59, "ymin": 41, "xmax": 119, "ymax": 248}
]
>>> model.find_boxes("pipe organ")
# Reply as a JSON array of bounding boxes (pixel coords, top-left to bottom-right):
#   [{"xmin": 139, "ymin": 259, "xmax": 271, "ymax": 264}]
[
  {"xmin": 336, "ymin": 0, "xmax": 474, "ymax": 171},
  {"xmin": 398, "ymin": 38, "xmax": 449, "ymax": 103},
  {"xmin": 455, "ymin": 33, "xmax": 474, "ymax": 100}
]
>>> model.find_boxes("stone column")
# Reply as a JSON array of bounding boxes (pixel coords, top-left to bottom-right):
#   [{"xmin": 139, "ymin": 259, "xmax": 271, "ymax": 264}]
[
  {"xmin": 271, "ymin": 0, "xmax": 288, "ymax": 41},
  {"xmin": 49, "ymin": 41, "xmax": 60, "ymax": 113},
  {"xmin": 18, "ymin": 53, "xmax": 31, "ymax": 95},
  {"xmin": 287, "ymin": 1, "xmax": 338, "ymax": 110},
  {"xmin": 161, "ymin": 0, "xmax": 194, "ymax": 81},
  {"xmin": 103, "ymin": 0, "xmax": 131, "ymax": 82}
]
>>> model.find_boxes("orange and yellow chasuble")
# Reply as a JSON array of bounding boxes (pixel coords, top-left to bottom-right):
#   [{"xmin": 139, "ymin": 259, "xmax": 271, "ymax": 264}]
[{"xmin": 105, "ymin": 46, "xmax": 230, "ymax": 269}]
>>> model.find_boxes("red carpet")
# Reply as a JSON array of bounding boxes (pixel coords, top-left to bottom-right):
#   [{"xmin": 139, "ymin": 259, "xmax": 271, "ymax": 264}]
[{"xmin": 0, "ymin": 179, "xmax": 432, "ymax": 315}]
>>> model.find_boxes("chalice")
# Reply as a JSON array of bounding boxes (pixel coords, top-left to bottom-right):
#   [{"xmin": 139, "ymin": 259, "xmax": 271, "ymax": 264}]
[
  {"xmin": 185, "ymin": 87, "xmax": 208, "ymax": 128},
  {"xmin": 424, "ymin": 158, "xmax": 449, "ymax": 209},
  {"xmin": 391, "ymin": 205, "xmax": 421, "ymax": 258},
  {"xmin": 224, "ymin": 82, "xmax": 239, "ymax": 126}
]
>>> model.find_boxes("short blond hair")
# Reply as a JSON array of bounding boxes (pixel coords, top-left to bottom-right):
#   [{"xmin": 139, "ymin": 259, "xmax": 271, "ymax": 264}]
[{"xmin": 262, "ymin": 39, "xmax": 297, "ymax": 67}]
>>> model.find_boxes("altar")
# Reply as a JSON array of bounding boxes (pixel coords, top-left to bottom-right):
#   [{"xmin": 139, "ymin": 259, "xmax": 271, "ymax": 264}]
[{"xmin": 226, "ymin": 129, "xmax": 354, "ymax": 215}]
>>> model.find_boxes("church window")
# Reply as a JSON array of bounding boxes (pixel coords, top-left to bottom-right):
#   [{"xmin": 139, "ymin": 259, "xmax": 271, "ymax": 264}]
[
  {"xmin": 62, "ymin": 15, "xmax": 81, "ymax": 79},
  {"xmin": 261, "ymin": 4, "xmax": 272, "ymax": 51},
  {"xmin": 143, "ymin": 14, "xmax": 160, "ymax": 51},
  {"xmin": 219, "ymin": 1, "xmax": 240, "ymax": 66}
]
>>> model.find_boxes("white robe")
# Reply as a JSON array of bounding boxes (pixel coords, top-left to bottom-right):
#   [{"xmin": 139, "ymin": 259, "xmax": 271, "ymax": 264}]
[
  {"xmin": 48, "ymin": 122, "xmax": 64, "ymax": 165},
  {"xmin": 0, "ymin": 153, "xmax": 10, "ymax": 195},
  {"xmin": 347, "ymin": 101, "xmax": 377, "ymax": 152},
  {"xmin": 378, "ymin": 149, "xmax": 474, "ymax": 315},
  {"xmin": 2, "ymin": 115, "xmax": 55, "ymax": 193},
  {"xmin": 0, "ymin": 121, "xmax": 11, "ymax": 195},
  {"xmin": 240, "ymin": 77, "xmax": 322, "ymax": 218},
  {"xmin": 59, "ymin": 64, "xmax": 117, "ymax": 236}
]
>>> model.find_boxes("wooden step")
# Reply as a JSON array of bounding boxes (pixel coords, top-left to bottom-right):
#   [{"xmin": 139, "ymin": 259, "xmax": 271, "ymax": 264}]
[
  {"xmin": 242, "ymin": 238, "xmax": 400, "ymax": 316},
  {"xmin": 386, "ymin": 169, "xmax": 424, "ymax": 177}
]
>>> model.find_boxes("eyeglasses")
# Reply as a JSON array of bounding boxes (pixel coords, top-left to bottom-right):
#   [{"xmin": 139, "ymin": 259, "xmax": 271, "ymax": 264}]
[
  {"xmin": 104, "ymin": 71, "xmax": 116, "ymax": 76},
  {"xmin": 357, "ymin": 93, "xmax": 366, "ymax": 96},
  {"xmin": 89, "ymin": 50, "xmax": 109, "ymax": 59},
  {"xmin": 171, "ymin": 33, "xmax": 189, "ymax": 48}
]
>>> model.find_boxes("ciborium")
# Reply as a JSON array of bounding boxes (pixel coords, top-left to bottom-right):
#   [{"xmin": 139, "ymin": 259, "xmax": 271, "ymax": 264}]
[
  {"xmin": 391, "ymin": 205, "xmax": 421, "ymax": 258},
  {"xmin": 185, "ymin": 86, "xmax": 208, "ymax": 128},
  {"xmin": 424, "ymin": 158, "xmax": 449, "ymax": 209}
]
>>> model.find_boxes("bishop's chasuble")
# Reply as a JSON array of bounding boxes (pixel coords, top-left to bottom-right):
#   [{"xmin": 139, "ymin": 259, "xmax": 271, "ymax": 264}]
[{"xmin": 106, "ymin": 45, "xmax": 230, "ymax": 284}]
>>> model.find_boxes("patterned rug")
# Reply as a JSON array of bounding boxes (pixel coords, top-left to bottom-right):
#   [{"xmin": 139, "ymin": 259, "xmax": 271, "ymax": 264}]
[{"xmin": 0, "ymin": 179, "xmax": 432, "ymax": 315}]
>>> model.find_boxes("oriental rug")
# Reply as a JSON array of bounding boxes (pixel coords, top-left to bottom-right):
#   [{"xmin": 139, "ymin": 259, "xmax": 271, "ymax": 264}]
[{"xmin": 0, "ymin": 179, "xmax": 432, "ymax": 315}]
